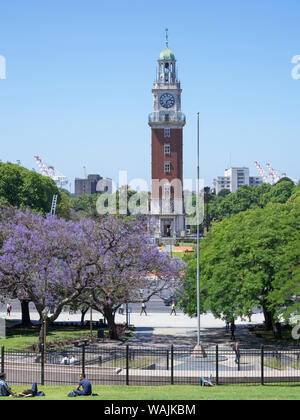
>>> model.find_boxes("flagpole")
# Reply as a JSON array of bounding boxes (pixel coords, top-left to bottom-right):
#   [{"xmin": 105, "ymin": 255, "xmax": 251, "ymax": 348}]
[
  {"xmin": 192, "ymin": 112, "xmax": 206, "ymax": 358},
  {"xmin": 197, "ymin": 112, "xmax": 201, "ymax": 346}
]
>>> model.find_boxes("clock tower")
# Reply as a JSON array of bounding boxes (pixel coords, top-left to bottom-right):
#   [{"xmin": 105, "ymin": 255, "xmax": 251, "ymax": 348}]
[{"xmin": 149, "ymin": 31, "xmax": 186, "ymax": 239}]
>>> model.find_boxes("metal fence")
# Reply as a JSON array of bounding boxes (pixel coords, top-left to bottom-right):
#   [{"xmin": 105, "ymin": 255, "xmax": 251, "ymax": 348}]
[{"xmin": 2, "ymin": 345, "xmax": 300, "ymax": 386}]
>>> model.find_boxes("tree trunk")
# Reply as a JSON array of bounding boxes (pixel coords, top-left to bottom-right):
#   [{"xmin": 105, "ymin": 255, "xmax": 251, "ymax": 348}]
[
  {"xmin": 20, "ymin": 300, "xmax": 32, "ymax": 326},
  {"xmin": 104, "ymin": 308, "xmax": 118, "ymax": 340},
  {"xmin": 262, "ymin": 304, "xmax": 282, "ymax": 339},
  {"xmin": 272, "ymin": 320, "xmax": 282, "ymax": 340},
  {"xmin": 262, "ymin": 305, "xmax": 273, "ymax": 331},
  {"xmin": 80, "ymin": 307, "xmax": 89, "ymax": 328}
]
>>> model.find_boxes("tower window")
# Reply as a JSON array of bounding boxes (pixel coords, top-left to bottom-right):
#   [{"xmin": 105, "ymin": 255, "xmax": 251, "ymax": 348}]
[
  {"xmin": 164, "ymin": 114, "xmax": 170, "ymax": 122},
  {"xmin": 164, "ymin": 143, "xmax": 170, "ymax": 155},
  {"xmin": 164, "ymin": 162, "xmax": 171, "ymax": 173},
  {"xmin": 164, "ymin": 128, "xmax": 170, "ymax": 137}
]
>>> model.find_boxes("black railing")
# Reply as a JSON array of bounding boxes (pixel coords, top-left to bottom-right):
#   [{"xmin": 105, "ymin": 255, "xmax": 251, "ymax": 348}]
[{"xmin": 2, "ymin": 345, "xmax": 300, "ymax": 387}]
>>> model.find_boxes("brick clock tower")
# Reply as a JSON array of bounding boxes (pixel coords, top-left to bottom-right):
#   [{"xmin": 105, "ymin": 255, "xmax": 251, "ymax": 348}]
[{"xmin": 148, "ymin": 32, "xmax": 186, "ymax": 239}]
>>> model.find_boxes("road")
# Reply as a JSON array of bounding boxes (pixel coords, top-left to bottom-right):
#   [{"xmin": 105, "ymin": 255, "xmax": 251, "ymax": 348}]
[
  {"xmin": 0, "ymin": 294, "xmax": 183, "ymax": 318},
  {"xmin": 129, "ymin": 295, "xmax": 182, "ymax": 314}
]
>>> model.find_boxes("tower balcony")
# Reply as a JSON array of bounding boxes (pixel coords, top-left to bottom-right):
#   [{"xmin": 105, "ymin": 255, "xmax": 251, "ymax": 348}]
[{"xmin": 148, "ymin": 111, "xmax": 186, "ymax": 127}]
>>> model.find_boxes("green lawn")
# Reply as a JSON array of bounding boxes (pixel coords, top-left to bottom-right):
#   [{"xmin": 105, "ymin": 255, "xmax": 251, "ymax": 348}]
[
  {"xmin": 1, "ymin": 384, "xmax": 300, "ymax": 400},
  {"xmin": 0, "ymin": 323, "xmax": 99, "ymax": 351},
  {"xmin": 248, "ymin": 326, "xmax": 300, "ymax": 346}
]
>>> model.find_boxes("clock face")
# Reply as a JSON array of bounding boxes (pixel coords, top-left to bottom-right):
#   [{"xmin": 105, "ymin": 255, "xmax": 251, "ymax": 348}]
[{"xmin": 160, "ymin": 93, "xmax": 175, "ymax": 109}]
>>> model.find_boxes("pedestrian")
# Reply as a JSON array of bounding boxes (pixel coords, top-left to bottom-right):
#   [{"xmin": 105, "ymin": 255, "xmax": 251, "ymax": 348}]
[
  {"xmin": 230, "ymin": 322, "xmax": 236, "ymax": 341},
  {"xmin": 233, "ymin": 340, "xmax": 240, "ymax": 365},
  {"xmin": 170, "ymin": 300, "xmax": 176, "ymax": 316},
  {"xmin": 140, "ymin": 302, "xmax": 147, "ymax": 316},
  {"xmin": 72, "ymin": 374, "xmax": 92, "ymax": 396},
  {"xmin": 6, "ymin": 302, "xmax": 12, "ymax": 317},
  {"xmin": 225, "ymin": 320, "xmax": 230, "ymax": 333},
  {"xmin": 0, "ymin": 373, "xmax": 17, "ymax": 397}
]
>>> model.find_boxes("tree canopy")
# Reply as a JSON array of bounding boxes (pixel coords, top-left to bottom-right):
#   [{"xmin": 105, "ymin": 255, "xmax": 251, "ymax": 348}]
[
  {"xmin": 194, "ymin": 178, "xmax": 298, "ymax": 233},
  {"xmin": 0, "ymin": 162, "xmax": 70, "ymax": 218},
  {"xmin": 0, "ymin": 208, "xmax": 185, "ymax": 341},
  {"xmin": 180, "ymin": 199, "xmax": 300, "ymax": 338}
]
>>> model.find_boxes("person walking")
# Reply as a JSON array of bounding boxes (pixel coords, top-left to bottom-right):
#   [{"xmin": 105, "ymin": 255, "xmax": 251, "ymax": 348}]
[
  {"xmin": 140, "ymin": 302, "xmax": 147, "ymax": 316},
  {"xmin": 6, "ymin": 303, "xmax": 12, "ymax": 317},
  {"xmin": 170, "ymin": 300, "xmax": 176, "ymax": 316},
  {"xmin": 225, "ymin": 320, "xmax": 230, "ymax": 333},
  {"xmin": 233, "ymin": 340, "xmax": 240, "ymax": 365}
]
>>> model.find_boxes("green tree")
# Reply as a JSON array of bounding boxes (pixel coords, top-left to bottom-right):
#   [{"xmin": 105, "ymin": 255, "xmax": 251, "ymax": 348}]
[
  {"xmin": 180, "ymin": 202, "xmax": 300, "ymax": 338},
  {"xmin": 260, "ymin": 179, "xmax": 295, "ymax": 206},
  {"xmin": 217, "ymin": 189, "xmax": 231, "ymax": 198},
  {"xmin": 71, "ymin": 194, "xmax": 101, "ymax": 218},
  {"xmin": 0, "ymin": 162, "xmax": 69, "ymax": 216}
]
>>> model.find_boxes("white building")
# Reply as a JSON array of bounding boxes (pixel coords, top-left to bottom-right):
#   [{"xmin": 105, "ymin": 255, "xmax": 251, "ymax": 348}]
[{"xmin": 213, "ymin": 167, "xmax": 263, "ymax": 195}]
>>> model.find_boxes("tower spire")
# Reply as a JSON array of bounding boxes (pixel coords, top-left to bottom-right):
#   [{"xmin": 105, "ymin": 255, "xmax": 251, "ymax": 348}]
[{"xmin": 165, "ymin": 28, "xmax": 169, "ymax": 48}]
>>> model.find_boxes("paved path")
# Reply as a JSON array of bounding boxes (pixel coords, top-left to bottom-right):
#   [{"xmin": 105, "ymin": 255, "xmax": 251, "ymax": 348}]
[
  {"xmin": 2, "ymin": 309, "xmax": 296, "ymax": 350},
  {"xmin": 123, "ymin": 312, "xmax": 267, "ymax": 348}
]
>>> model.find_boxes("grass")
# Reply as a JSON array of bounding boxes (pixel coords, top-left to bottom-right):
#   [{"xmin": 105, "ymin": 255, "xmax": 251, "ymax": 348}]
[
  {"xmin": 264, "ymin": 357, "xmax": 300, "ymax": 371},
  {"xmin": 1, "ymin": 384, "xmax": 300, "ymax": 400},
  {"xmin": 264, "ymin": 357, "xmax": 286, "ymax": 371},
  {"xmin": 103, "ymin": 356, "xmax": 155, "ymax": 369},
  {"xmin": 0, "ymin": 323, "xmax": 100, "ymax": 351},
  {"xmin": 248, "ymin": 326, "xmax": 300, "ymax": 346},
  {"xmin": 289, "ymin": 361, "xmax": 300, "ymax": 371}
]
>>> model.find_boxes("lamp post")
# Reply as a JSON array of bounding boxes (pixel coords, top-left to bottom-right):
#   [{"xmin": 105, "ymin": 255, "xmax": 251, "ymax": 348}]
[
  {"xmin": 126, "ymin": 301, "xmax": 129, "ymax": 327},
  {"xmin": 192, "ymin": 113, "xmax": 206, "ymax": 358},
  {"xmin": 42, "ymin": 271, "xmax": 49, "ymax": 365},
  {"xmin": 42, "ymin": 309, "xmax": 48, "ymax": 365},
  {"xmin": 89, "ymin": 295, "xmax": 93, "ymax": 344}
]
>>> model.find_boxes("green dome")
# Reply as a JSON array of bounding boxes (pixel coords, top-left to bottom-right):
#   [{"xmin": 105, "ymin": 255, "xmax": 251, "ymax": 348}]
[{"xmin": 159, "ymin": 47, "xmax": 175, "ymax": 61}]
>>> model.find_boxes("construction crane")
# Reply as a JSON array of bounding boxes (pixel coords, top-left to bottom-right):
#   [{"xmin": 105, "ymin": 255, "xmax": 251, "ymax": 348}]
[
  {"xmin": 254, "ymin": 161, "xmax": 270, "ymax": 183},
  {"xmin": 266, "ymin": 163, "xmax": 281, "ymax": 184},
  {"xmin": 254, "ymin": 161, "xmax": 288, "ymax": 185},
  {"xmin": 34, "ymin": 156, "xmax": 68, "ymax": 188}
]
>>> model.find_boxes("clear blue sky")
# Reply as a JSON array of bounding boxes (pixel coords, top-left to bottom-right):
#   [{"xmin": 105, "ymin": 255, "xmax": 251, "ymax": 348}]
[{"xmin": 0, "ymin": 0, "xmax": 299, "ymax": 191}]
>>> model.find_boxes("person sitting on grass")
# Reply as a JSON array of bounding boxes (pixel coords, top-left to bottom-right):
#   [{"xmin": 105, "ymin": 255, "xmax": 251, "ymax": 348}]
[
  {"xmin": 73, "ymin": 374, "xmax": 92, "ymax": 396},
  {"xmin": 200, "ymin": 375, "xmax": 214, "ymax": 387},
  {"xmin": 17, "ymin": 382, "xmax": 45, "ymax": 398},
  {"xmin": 0, "ymin": 373, "xmax": 17, "ymax": 397}
]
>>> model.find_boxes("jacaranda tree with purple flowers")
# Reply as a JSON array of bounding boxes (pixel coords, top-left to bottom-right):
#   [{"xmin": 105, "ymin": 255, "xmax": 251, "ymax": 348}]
[
  {"xmin": 75, "ymin": 216, "xmax": 186, "ymax": 339},
  {"xmin": 0, "ymin": 207, "xmax": 185, "ymax": 343},
  {"xmin": 0, "ymin": 208, "xmax": 97, "ymax": 346}
]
